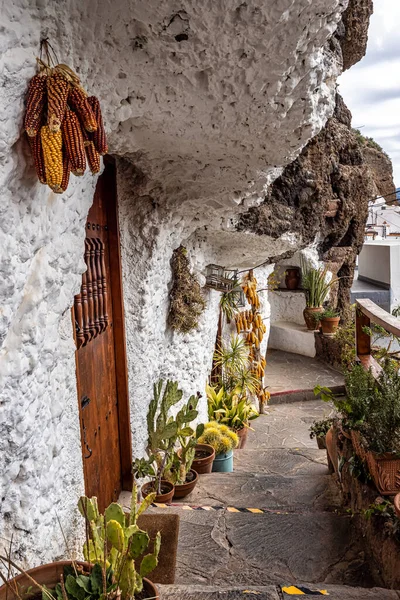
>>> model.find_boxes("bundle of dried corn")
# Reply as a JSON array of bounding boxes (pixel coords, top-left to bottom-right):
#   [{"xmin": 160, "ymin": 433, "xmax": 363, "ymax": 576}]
[{"xmin": 24, "ymin": 56, "xmax": 108, "ymax": 194}]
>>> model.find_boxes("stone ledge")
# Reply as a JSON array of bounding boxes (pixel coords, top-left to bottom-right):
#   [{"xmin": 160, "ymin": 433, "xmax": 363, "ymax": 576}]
[{"xmin": 269, "ymin": 321, "xmax": 316, "ymax": 357}]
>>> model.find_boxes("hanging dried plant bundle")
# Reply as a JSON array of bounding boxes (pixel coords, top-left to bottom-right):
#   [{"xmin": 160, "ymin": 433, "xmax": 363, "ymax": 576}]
[
  {"xmin": 24, "ymin": 40, "xmax": 108, "ymax": 193},
  {"xmin": 168, "ymin": 246, "xmax": 206, "ymax": 333}
]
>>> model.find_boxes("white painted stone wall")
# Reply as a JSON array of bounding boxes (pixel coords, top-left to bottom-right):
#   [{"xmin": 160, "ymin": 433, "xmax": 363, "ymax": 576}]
[{"xmin": 1, "ymin": 0, "xmax": 352, "ymax": 566}]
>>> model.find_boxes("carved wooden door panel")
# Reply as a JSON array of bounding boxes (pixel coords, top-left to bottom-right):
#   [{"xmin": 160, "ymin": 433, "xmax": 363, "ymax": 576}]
[{"xmin": 73, "ymin": 162, "xmax": 131, "ymax": 512}]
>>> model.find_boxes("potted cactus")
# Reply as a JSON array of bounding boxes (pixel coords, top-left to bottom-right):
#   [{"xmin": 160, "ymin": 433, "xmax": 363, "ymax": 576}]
[
  {"xmin": 198, "ymin": 422, "xmax": 239, "ymax": 472},
  {"xmin": 141, "ymin": 380, "xmax": 203, "ymax": 502},
  {"xmin": 0, "ymin": 487, "xmax": 160, "ymax": 600}
]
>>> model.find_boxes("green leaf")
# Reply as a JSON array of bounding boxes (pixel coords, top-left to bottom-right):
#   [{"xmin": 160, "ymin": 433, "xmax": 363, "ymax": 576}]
[
  {"xmin": 128, "ymin": 530, "xmax": 150, "ymax": 558},
  {"xmin": 161, "ymin": 422, "xmax": 178, "ymax": 439},
  {"xmin": 106, "ymin": 519, "xmax": 125, "ymax": 552},
  {"xmin": 105, "ymin": 502, "xmax": 125, "ymax": 527},
  {"xmin": 137, "ymin": 491, "xmax": 156, "ymax": 516},
  {"xmin": 139, "ymin": 554, "xmax": 157, "ymax": 577},
  {"xmin": 77, "ymin": 496, "xmax": 99, "ymax": 522},
  {"xmin": 65, "ymin": 575, "xmax": 86, "ymax": 600},
  {"xmin": 90, "ymin": 563, "xmax": 103, "ymax": 594},
  {"xmin": 184, "ymin": 409, "xmax": 198, "ymax": 423},
  {"xmin": 179, "ymin": 426, "xmax": 194, "ymax": 438},
  {"xmin": 76, "ymin": 575, "xmax": 91, "ymax": 593}
]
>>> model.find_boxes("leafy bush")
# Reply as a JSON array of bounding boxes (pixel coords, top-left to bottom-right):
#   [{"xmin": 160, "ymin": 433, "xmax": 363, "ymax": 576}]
[{"xmin": 309, "ymin": 418, "xmax": 334, "ymax": 439}]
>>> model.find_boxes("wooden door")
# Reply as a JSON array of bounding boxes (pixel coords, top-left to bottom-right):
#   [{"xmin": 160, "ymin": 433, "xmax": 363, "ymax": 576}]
[{"xmin": 73, "ymin": 161, "xmax": 132, "ymax": 511}]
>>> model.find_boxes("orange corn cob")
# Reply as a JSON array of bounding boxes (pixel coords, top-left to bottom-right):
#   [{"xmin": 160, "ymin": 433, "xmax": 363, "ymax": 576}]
[
  {"xmin": 86, "ymin": 141, "xmax": 101, "ymax": 174},
  {"xmin": 62, "ymin": 110, "xmax": 86, "ymax": 175},
  {"xmin": 28, "ymin": 132, "xmax": 46, "ymax": 184},
  {"xmin": 68, "ymin": 86, "xmax": 97, "ymax": 132},
  {"xmin": 87, "ymin": 96, "xmax": 108, "ymax": 155},
  {"xmin": 59, "ymin": 154, "xmax": 71, "ymax": 193},
  {"xmin": 24, "ymin": 73, "xmax": 47, "ymax": 137},
  {"xmin": 47, "ymin": 71, "xmax": 69, "ymax": 133},
  {"xmin": 40, "ymin": 125, "xmax": 63, "ymax": 191}
]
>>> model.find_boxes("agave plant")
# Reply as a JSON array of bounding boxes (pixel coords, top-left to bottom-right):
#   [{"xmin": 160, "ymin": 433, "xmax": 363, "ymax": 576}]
[
  {"xmin": 206, "ymin": 384, "xmax": 259, "ymax": 431},
  {"xmin": 301, "ymin": 257, "xmax": 339, "ymax": 308}
]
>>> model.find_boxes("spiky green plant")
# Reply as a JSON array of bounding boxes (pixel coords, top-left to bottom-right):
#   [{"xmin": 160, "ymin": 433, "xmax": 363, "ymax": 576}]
[
  {"xmin": 77, "ymin": 486, "xmax": 160, "ymax": 599},
  {"xmin": 301, "ymin": 257, "xmax": 339, "ymax": 308},
  {"xmin": 198, "ymin": 422, "xmax": 239, "ymax": 455}
]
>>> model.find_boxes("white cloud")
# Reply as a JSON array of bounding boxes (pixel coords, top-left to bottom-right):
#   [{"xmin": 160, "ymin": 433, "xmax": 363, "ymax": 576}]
[{"xmin": 338, "ymin": 0, "xmax": 400, "ymax": 187}]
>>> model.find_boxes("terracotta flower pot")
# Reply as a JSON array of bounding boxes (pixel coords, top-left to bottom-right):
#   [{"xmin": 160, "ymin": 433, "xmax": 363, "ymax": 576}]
[
  {"xmin": 173, "ymin": 469, "xmax": 199, "ymax": 499},
  {"xmin": 303, "ymin": 307, "xmax": 323, "ymax": 330},
  {"xmin": 236, "ymin": 425, "xmax": 249, "ymax": 449},
  {"xmin": 142, "ymin": 480, "xmax": 175, "ymax": 504},
  {"xmin": 285, "ymin": 268, "xmax": 300, "ymax": 290},
  {"xmin": 366, "ymin": 452, "xmax": 400, "ymax": 496},
  {"xmin": 350, "ymin": 429, "xmax": 367, "ymax": 462},
  {"xmin": 394, "ymin": 493, "xmax": 400, "ymax": 519},
  {"xmin": 192, "ymin": 443, "xmax": 215, "ymax": 474},
  {"xmin": 316, "ymin": 435, "xmax": 327, "ymax": 450},
  {"xmin": 321, "ymin": 316, "xmax": 340, "ymax": 335},
  {"xmin": 0, "ymin": 561, "xmax": 159, "ymax": 600}
]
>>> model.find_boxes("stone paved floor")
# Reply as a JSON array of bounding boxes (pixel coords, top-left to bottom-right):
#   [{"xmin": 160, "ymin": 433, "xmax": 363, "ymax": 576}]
[
  {"xmin": 120, "ymin": 398, "xmax": 400, "ymax": 598},
  {"xmin": 265, "ymin": 349, "xmax": 344, "ymax": 398}
]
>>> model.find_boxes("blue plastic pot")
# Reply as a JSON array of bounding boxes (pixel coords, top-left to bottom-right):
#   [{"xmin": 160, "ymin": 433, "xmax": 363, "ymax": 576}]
[{"xmin": 212, "ymin": 449, "xmax": 234, "ymax": 472}]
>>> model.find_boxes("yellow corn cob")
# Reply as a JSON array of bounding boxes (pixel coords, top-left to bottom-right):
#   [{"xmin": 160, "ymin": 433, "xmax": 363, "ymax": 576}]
[
  {"xmin": 47, "ymin": 71, "xmax": 69, "ymax": 133},
  {"xmin": 41, "ymin": 125, "xmax": 63, "ymax": 192},
  {"xmin": 255, "ymin": 338, "xmax": 260, "ymax": 349},
  {"xmin": 258, "ymin": 329, "xmax": 263, "ymax": 342},
  {"xmin": 62, "ymin": 110, "xmax": 86, "ymax": 175},
  {"xmin": 24, "ymin": 73, "xmax": 47, "ymax": 137}
]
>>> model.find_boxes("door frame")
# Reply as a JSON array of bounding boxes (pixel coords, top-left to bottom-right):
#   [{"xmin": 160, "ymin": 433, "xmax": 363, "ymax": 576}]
[{"xmin": 73, "ymin": 156, "xmax": 133, "ymax": 494}]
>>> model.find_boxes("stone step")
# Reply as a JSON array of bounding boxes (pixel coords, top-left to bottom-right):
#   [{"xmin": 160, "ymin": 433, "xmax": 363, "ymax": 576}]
[
  {"xmin": 233, "ymin": 447, "xmax": 328, "ymax": 476},
  {"xmin": 171, "ymin": 471, "xmax": 340, "ymax": 511},
  {"xmin": 147, "ymin": 507, "xmax": 374, "ymax": 588},
  {"xmin": 158, "ymin": 584, "xmax": 400, "ymax": 599},
  {"xmin": 268, "ymin": 321, "xmax": 317, "ymax": 358}
]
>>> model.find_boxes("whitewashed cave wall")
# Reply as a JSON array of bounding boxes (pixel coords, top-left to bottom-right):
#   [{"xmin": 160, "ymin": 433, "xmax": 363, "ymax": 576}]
[{"xmin": 1, "ymin": 0, "xmax": 355, "ymax": 567}]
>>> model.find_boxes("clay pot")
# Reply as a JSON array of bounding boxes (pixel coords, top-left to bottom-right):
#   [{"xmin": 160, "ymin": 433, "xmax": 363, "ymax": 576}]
[
  {"xmin": 0, "ymin": 562, "xmax": 159, "ymax": 600},
  {"xmin": 285, "ymin": 268, "xmax": 300, "ymax": 290},
  {"xmin": 142, "ymin": 480, "xmax": 175, "ymax": 504},
  {"xmin": 394, "ymin": 493, "xmax": 400, "ymax": 519},
  {"xmin": 303, "ymin": 306, "xmax": 323, "ymax": 330},
  {"xmin": 325, "ymin": 425, "xmax": 337, "ymax": 475},
  {"xmin": 212, "ymin": 449, "xmax": 234, "ymax": 472},
  {"xmin": 321, "ymin": 316, "xmax": 340, "ymax": 336},
  {"xmin": 366, "ymin": 452, "xmax": 400, "ymax": 496},
  {"xmin": 316, "ymin": 435, "xmax": 327, "ymax": 450},
  {"xmin": 236, "ymin": 425, "xmax": 249, "ymax": 449},
  {"xmin": 173, "ymin": 469, "xmax": 199, "ymax": 499},
  {"xmin": 192, "ymin": 443, "xmax": 215, "ymax": 474}
]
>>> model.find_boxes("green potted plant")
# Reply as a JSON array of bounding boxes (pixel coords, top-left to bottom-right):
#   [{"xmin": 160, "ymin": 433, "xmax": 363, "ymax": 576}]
[
  {"xmin": 198, "ymin": 422, "xmax": 239, "ymax": 472},
  {"xmin": 320, "ymin": 307, "xmax": 340, "ymax": 335},
  {"xmin": 309, "ymin": 418, "xmax": 334, "ymax": 449},
  {"xmin": 140, "ymin": 380, "xmax": 202, "ymax": 502},
  {"xmin": 301, "ymin": 258, "xmax": 338, "ymax": 330},
  {"xmin": 206, "ymin": 384, "xmax": 258, "ymax": 448},
  {"xmin": 0, "ymin": 488, "xmax": 161, "ymax": 600}
]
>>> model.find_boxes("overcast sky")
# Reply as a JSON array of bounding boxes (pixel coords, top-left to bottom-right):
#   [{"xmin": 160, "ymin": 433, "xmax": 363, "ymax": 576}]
[{"xmin": 339, "ymin": 0, "xmax": 400, "ymax": 188}]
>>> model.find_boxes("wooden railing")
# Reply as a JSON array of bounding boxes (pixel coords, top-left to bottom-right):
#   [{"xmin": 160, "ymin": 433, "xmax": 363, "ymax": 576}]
[{"xmin": 356, "ymin": 299, "xmax": 400, "ymax": 377}]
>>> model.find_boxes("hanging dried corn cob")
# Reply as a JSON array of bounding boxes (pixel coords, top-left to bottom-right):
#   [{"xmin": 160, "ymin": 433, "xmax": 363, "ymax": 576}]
[
  {"xmin": 86, "ymin": 141, "xmax": 101, "ymax": 174},
  {"xmin": 24, "ymin": 73, "xmax": 47, "ymax": 137},
  {"xmin": 87, "ymin": 96, "xmax": 108, "ymax": 155},
  {"xmin": 28, "ymin": 132, "xmax": 46, "ymax": 184},
  {"xmin": 62, "ymin": 110, "xmax": 87, "ymax": 175},
  {"xmin": 41, "ymin": 125, "xmax": 63, "ymax": 191},
  {"xmin": 24, "ymin": 43, "xmax": 108, "ymax": 193},
  {"xmin": 60, "ymin": 154, "xmax": 72, "ymax": 193},
  {"xmin": 68, "ymin": 86, "xmax": 98, "ymax": 132},
  {"xmin": 47, "ymin": 71, "xmax": 69, "ymax": 133}
]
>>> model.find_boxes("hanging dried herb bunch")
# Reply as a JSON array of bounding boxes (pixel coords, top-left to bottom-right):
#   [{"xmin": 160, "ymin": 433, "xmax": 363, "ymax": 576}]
[
  {"xmin": 24, "ymin": 39, "xmax": 108, "ymax": 194},
  {"xmin": 168, "ymin": 246, "xmax": 206, "ymax": 333}
]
